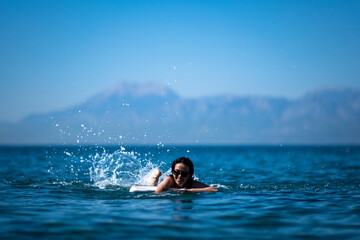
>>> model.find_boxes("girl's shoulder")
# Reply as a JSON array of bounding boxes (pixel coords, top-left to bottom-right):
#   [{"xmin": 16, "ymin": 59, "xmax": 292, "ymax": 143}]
[
  {"xmin": 164, "ymin": 175, "xmax": 174, "ymax": 180},
  {"xmin": 163, "ymin": 175, "xmax": 175, "ymax": 184}
]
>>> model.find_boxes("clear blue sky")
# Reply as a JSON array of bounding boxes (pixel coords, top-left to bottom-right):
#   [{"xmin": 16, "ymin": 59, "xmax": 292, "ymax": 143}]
[{"xmin": 1, "ymin": 0, "xmax": 359, "ymax": 121}]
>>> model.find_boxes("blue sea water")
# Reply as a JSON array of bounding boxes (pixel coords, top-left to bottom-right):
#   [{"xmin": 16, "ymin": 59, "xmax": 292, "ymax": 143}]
[{"xmin": 1, "ymin": 145, "xmax": 360, "ymax": 239}]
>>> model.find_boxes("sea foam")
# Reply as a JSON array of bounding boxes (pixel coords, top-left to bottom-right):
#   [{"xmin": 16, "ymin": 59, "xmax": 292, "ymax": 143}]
[{"xmin": 89, "ymin": 148, "xmax": 162, "ymax": 189}]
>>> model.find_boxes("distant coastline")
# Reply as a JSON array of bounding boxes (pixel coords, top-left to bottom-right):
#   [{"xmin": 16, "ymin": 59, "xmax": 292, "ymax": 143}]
[{"xmin": 1, "ymin": 83, "xmax": 359, "ymax": 145}]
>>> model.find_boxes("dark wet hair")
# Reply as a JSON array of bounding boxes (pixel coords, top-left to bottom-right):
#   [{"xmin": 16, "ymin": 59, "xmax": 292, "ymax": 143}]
[{"xmin": 171, "ymin": 157, "xmax": 194, "ymax": 178}]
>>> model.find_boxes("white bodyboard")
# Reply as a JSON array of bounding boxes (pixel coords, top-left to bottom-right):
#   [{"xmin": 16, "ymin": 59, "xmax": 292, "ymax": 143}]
[{"xmin": 129, "ymin": 185, "xmax": 185, "ymax": 193}]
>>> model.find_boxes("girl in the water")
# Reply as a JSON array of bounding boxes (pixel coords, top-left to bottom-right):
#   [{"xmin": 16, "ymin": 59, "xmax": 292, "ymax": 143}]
[{"xmin": 154, "ymin": 157, "xmax": 218, "ymax": 193}]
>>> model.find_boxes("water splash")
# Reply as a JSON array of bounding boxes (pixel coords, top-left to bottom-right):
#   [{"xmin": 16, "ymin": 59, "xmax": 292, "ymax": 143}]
[{"xmin": 89, "ymin": 148, "xmax": 161, "ymax": 189}]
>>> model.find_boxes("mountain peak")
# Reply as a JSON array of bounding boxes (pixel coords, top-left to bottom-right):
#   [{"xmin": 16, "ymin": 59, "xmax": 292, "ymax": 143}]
[
  {"xmin": 102, "ymin": 82, "xmax": 178, "ymax": 98},
  {"xmin": 82, "ymin": 82, "xmax": 180, "ymax": 110}
]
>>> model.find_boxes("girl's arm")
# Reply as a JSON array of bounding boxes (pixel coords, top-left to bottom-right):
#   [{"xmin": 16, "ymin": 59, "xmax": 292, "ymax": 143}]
[
  {"xmin": 186, "ymin": 181, "xmax": 218, "ymax": 192},
  {"xmin": 155, "ymin": 176, "xmax": 174, "ymax": 193}
]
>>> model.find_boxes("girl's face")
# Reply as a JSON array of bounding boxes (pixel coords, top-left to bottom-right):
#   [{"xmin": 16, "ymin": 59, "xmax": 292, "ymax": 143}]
[{"xmin": 172, "ymin": 163, "xmax": 190, "ymax": 187}]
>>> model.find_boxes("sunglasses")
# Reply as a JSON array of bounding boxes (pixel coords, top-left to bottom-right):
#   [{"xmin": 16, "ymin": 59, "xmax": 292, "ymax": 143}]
[{"xmin": 172, "ymin": 170, "xmax": 189, "ymax": 178}]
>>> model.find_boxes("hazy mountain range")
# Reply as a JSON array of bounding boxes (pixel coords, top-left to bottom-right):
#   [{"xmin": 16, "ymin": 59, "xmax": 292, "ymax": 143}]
[{"xmin": 1, "ymin": 83, "xmax": 360, "ymax": 145}]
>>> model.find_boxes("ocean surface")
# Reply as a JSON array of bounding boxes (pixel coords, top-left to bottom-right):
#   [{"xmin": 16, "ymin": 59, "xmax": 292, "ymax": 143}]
[{"xmin": 1, "ymin": 145, "xmax": 360, "ymax": 239}]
